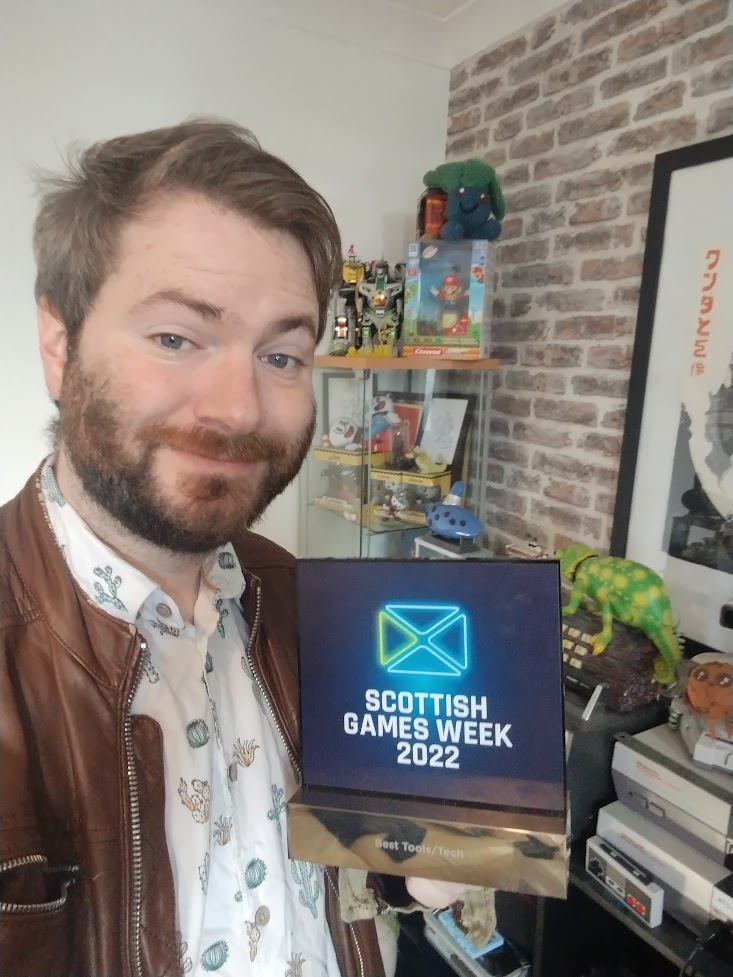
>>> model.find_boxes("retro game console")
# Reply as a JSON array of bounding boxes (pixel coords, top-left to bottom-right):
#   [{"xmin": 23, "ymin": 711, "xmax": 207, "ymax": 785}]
[
  {"xmin": 597, "ymin": 801, "xmax": 733, "ymax": 931},
  {"xmin": 585, "ymin": 835, "xmax": 664, "ymax": 926},
  {"xmin": 564, "ymin": 690, "xmax": 664, "ymax": 840},
  {"xmin": 613, "ymin": 724, "xmax": 733, "ymax": 868}
]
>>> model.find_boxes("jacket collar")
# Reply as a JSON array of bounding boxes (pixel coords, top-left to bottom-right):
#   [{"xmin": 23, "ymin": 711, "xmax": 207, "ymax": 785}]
[
  {"xmin": 2, "ymin": 467, "xmax": 140, "ymax": 690},
  {"xmin": 3, "ymin": 467, "xmax": 259, "ymax": 693},
  {"xmin": 37, "ymin": 458, "xmax": 246, "ymax": 628}
]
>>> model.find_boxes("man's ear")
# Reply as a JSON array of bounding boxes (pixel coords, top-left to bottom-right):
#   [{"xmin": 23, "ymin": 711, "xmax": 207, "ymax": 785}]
[{"xmin": 37, "ymin": 297, "xmax": 69, "ymax": 400}]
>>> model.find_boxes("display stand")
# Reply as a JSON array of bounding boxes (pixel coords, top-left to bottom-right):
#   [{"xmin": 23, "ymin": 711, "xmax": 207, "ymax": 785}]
[{"xmin": 299, "ymin": 356, "xmax": 497, "ymax": 559}]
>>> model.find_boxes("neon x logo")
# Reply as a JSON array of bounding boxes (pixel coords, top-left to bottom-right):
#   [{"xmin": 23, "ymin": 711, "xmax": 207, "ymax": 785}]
[{"xmin": 377, "ymin": 603, "xmax": 468, "ymax": 676}]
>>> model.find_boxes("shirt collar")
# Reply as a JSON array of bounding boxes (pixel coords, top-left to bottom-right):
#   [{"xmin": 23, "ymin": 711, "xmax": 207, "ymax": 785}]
[{"xmin": 39, "ymin": 457, "xmax": 246, "ymax": 623}]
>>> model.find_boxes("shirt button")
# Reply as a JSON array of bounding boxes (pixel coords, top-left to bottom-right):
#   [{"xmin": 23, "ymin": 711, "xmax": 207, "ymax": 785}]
[
  {"xmin": 255, "ymin": 906, "xmax": 270, "ymax": 927},
  {"xmin": 156, "ymin": 603, "xmax": 172, "ymax": 618}
]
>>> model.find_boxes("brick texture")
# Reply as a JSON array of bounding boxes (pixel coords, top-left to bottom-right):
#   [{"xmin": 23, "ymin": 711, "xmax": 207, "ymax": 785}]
[{"xmin": 447, "ymin": 0, "xmax": 733, "ymax": 554}]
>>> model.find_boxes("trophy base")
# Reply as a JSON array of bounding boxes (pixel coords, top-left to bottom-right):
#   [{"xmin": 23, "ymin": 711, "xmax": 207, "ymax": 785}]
[{"xmin": 287, "ymin": 787, "xmax": 568, "ymax": 897}]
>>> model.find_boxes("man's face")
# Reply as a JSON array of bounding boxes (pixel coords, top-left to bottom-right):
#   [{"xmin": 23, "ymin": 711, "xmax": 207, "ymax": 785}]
[{"xmin": 48, "ymin": 192, "xmax": 318, "ymax": 553}]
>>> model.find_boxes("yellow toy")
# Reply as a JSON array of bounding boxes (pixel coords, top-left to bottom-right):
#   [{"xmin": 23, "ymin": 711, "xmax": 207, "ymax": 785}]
[{"xmin": 406, "ymin": 447, "xmax": 447, "ymax": 476}]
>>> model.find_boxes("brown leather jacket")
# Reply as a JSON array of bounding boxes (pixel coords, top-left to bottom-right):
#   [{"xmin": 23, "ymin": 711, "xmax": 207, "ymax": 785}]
[{"xmin": 0, "ymin": 471, "xmax": 385, "ymax": 977}]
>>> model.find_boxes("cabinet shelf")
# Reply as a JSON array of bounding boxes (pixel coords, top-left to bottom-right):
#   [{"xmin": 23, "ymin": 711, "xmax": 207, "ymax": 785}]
[
  {"xmin": 314, "ymin": 355, "xmax": 499, "ymax": 371},
  {"xmin": 301, "ymin": 360, "xmax": 493, "ymax": 558},
  {"xmin": 568, "ymin": 846, "xmax": 732, "ymax": 976},
  {"xmin": 310, "ymin": 500, "xmax": 426, "ymax": 536}
]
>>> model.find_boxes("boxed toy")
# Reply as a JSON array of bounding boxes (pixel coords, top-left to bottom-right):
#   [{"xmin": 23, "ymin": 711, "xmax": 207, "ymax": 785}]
[{"xmin": 401, "ymin": 240, "xmax": 493, "ymax": 359}]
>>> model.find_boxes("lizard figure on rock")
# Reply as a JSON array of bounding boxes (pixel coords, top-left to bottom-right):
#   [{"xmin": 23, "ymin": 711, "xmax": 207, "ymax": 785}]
[{"xmin": 556, "ymin": 544, "xmax": 683, "ymax": 686}]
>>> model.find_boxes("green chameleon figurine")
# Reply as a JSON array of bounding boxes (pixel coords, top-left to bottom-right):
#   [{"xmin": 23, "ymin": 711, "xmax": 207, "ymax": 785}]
[{"xmin": 556, "ymin": 544, "xmax": 683, "ymax": 686}]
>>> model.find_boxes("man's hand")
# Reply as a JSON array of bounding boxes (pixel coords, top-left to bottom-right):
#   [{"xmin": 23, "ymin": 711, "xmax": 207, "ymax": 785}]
[{"xmin": 405, "ymin": 877, "xmax": 482, "ymax": 910}]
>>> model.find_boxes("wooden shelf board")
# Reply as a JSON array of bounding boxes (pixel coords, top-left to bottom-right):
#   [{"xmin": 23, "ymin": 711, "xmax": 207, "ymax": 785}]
[{"xmin": 313, "ymin": 355, "xmax": 499, "ymax": 371}]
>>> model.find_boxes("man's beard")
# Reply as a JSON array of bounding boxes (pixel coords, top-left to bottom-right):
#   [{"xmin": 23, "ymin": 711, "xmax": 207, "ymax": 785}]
[{"xmin": 56, "ymin": 356, "xmax": 315, "ymax": 554}]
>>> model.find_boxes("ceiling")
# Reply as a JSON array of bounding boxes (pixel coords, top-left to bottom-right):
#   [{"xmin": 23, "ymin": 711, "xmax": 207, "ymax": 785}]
[
  {"xmin": 229, "ymin": 0, "xmax": 564, "ymax": 69},
  {"xmin": 374, "ymin": 0, "xmax": 480, "ymax": 21}
]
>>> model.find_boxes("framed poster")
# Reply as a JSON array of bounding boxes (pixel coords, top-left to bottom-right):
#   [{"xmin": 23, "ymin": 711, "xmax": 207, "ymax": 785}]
[{"xmin": 610, "ymin": 134, "xmax": 733, "ymax": 653}]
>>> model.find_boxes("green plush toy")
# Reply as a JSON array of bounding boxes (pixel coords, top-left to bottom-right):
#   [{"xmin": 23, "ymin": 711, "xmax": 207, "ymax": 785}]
[{"xmin": 423, "ymin": 159, "xmax": 505, "ymax": 241}]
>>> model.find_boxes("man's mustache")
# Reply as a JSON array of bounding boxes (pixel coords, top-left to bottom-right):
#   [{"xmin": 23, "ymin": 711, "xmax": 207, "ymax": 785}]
[{"xmin": 137, "ymin": 423, "xmax": 289, "ymax": 464}]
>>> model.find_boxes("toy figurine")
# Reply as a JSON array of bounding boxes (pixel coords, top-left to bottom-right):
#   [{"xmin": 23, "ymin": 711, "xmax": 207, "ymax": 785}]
[
  {"xmin": 426, "ymin": 482, "xmax": 483, "ymax": 541},
  {"xmin": 324, "ymin": 417, "xmax": 360, "ymax": 451},
  {"xmin": 339, "ymin": 467, "xmax": 362, "ymax": 505},
  {"xmin": 357, "ymin": 323, "xmax": 374, "ymax": 355},
  {"xmin": 329, "ymin": 245, "xmax": 366, "ymax": 354},
  {"xmin": 416, "ymin": 188, "xmax": 448, "ymax": 239},
  {"xmin": 430, "ymin": 269, "xmax": 469, "ymax": 334},
  {"xmin": 383, "ymin": 485, "xmax": 409, "ymax": 520},
  {"xmin": 669, "ymin": 652, "xmax": 733, "ymax": 771},
  {"xmin": 358, "ymin": 259, "xmax": 404, "ymax": 355},
  {"xmin": 405, "ymin": 446, "xmax": 447, "ymax": 475},
  {"xmin": 556, "ymin": 544, "xmax": 683, "ymax": 686},
  {"xmin": 362, "ymin": 395, "xmax": 401, "ymax": 452},
  {"xmin": 329, "ymin": 316, "xmax": 350, "ymax": 355},
  {"xmin": 422, "ymin": 159, "xmax": 505, "ymax": 241},
  {"xmin": 372, "ymin": 394, "xmax": 401, "ymax": 429},
  {"xmin": 685, "ymin": 659, "xmax": 733, "ymax": 737}
]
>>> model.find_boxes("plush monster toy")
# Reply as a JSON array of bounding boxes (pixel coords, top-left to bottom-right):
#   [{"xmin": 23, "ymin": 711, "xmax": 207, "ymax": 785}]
[
  {"xmin": 556, "ymin": 544, "xmax": 683, "ymax": 686},
  {"xmin": 422, "ymin": 159, "xmax": 505, "ymax": 241}
]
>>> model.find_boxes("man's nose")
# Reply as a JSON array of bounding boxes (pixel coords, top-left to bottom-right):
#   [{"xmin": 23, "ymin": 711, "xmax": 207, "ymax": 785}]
[{"xmin": 192, "ymin": 352, "xmax": 263, "ymax": 434}]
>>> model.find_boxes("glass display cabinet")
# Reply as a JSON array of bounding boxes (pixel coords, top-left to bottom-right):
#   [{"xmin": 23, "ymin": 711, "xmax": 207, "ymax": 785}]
[{"xmin": 299, "ymin": 355, "xmax": 497, "ymax": 559}]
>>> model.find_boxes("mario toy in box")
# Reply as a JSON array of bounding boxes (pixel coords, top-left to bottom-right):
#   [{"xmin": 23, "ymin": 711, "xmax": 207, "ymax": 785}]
[{"xmin": 401, "ymin": 240, "xmax": 492, "ymax": 359}]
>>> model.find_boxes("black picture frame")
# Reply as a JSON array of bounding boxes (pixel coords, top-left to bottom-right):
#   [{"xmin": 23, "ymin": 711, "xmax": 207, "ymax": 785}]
[{"xmin": 610, "ymin": 133, "xmax": 733, "ymax": 653}]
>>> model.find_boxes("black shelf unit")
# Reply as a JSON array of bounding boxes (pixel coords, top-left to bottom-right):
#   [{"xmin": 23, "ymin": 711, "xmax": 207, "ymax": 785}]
[
  {"xmin": 491, "ymin": 847, "xmax": 732, "ymax": 977},
  {"xmin": 396, "ymin": 844, "xmax": 733, "ymax": 977}
]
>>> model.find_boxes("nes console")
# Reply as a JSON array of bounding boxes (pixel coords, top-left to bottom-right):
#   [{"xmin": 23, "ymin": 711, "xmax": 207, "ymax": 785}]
[
  {"xmin": 612, "ymin": 724, "xmax": 733, "ymax": 868},
  {"xmin": 597, "ymin": 801, "xmax": 733, "ymax": 932}
]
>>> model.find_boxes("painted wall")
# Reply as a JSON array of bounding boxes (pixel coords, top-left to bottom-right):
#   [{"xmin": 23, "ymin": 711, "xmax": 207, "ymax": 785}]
[{"xmin": 0, "ymin": 0, "xmax": 450, "ymax": 553}]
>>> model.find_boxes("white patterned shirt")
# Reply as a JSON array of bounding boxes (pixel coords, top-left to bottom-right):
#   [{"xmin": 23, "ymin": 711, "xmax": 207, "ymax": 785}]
[{"xmin": 39, "ymin": 461, "xmax": 340, "ymax": 977}]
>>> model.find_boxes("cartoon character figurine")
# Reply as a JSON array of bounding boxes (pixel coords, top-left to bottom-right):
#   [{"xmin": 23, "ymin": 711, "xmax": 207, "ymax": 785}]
[
  {"xmin": 669, "ymin": 652, "xmax": 733, "ymax": 770},
  {"xmin": 684, "ymin": 659, "xmax": 733, "ymax": 737},
  {"xmin": 385, "ymin": 486, "xmax": 409, "ymax": 520},
  {"xmin": 325, "ymin": 417, "xmax": 360, "ymax": 451},
  {"xmin": 362, "ymin": 394, "xmax": 402, "ymax": 452},
  {"xmin": 556, "ymin": 544, "xmax": 683, "ymax": 686},
  {"xmin": 430, "ymin": 270, "xmax": 468, "ymax": 334}
]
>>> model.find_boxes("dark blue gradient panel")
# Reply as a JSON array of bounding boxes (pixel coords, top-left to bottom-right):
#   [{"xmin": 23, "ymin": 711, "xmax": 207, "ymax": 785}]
[{"xmin": 296, "ymin": 559, "xmax": 565, "ymax": 813}]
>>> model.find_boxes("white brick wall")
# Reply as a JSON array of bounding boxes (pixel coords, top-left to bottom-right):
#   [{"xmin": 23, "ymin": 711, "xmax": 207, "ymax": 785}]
[{"xmin": 446, "ymin": 0, "xmax": 733, "ymax": 554}]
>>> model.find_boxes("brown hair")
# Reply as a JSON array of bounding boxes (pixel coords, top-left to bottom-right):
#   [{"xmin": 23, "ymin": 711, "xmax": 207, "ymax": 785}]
[{"xmin": 33, "ymin": 119, "xmax": 341, "ymax": 345}]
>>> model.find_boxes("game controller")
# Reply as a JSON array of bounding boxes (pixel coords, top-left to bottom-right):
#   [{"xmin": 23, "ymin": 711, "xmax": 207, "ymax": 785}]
[{"xmin": 585, "ymin": 835, "xmax": 664, "ymax": 927}]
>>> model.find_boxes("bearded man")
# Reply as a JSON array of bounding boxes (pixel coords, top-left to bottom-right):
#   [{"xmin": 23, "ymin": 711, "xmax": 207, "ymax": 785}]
[{"xmin": 0, "ymin": 120, "xmax": 492, "ymax": 977}]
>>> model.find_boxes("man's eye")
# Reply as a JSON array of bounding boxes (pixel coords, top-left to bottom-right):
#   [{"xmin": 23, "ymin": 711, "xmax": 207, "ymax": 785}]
[
  {"xmin": 156, "ymin": 334, "xmax": 190, "ymax": 351},
  {"xmin": 263, "ymin": 353, "xmax": 298, "ymax": 370}
]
